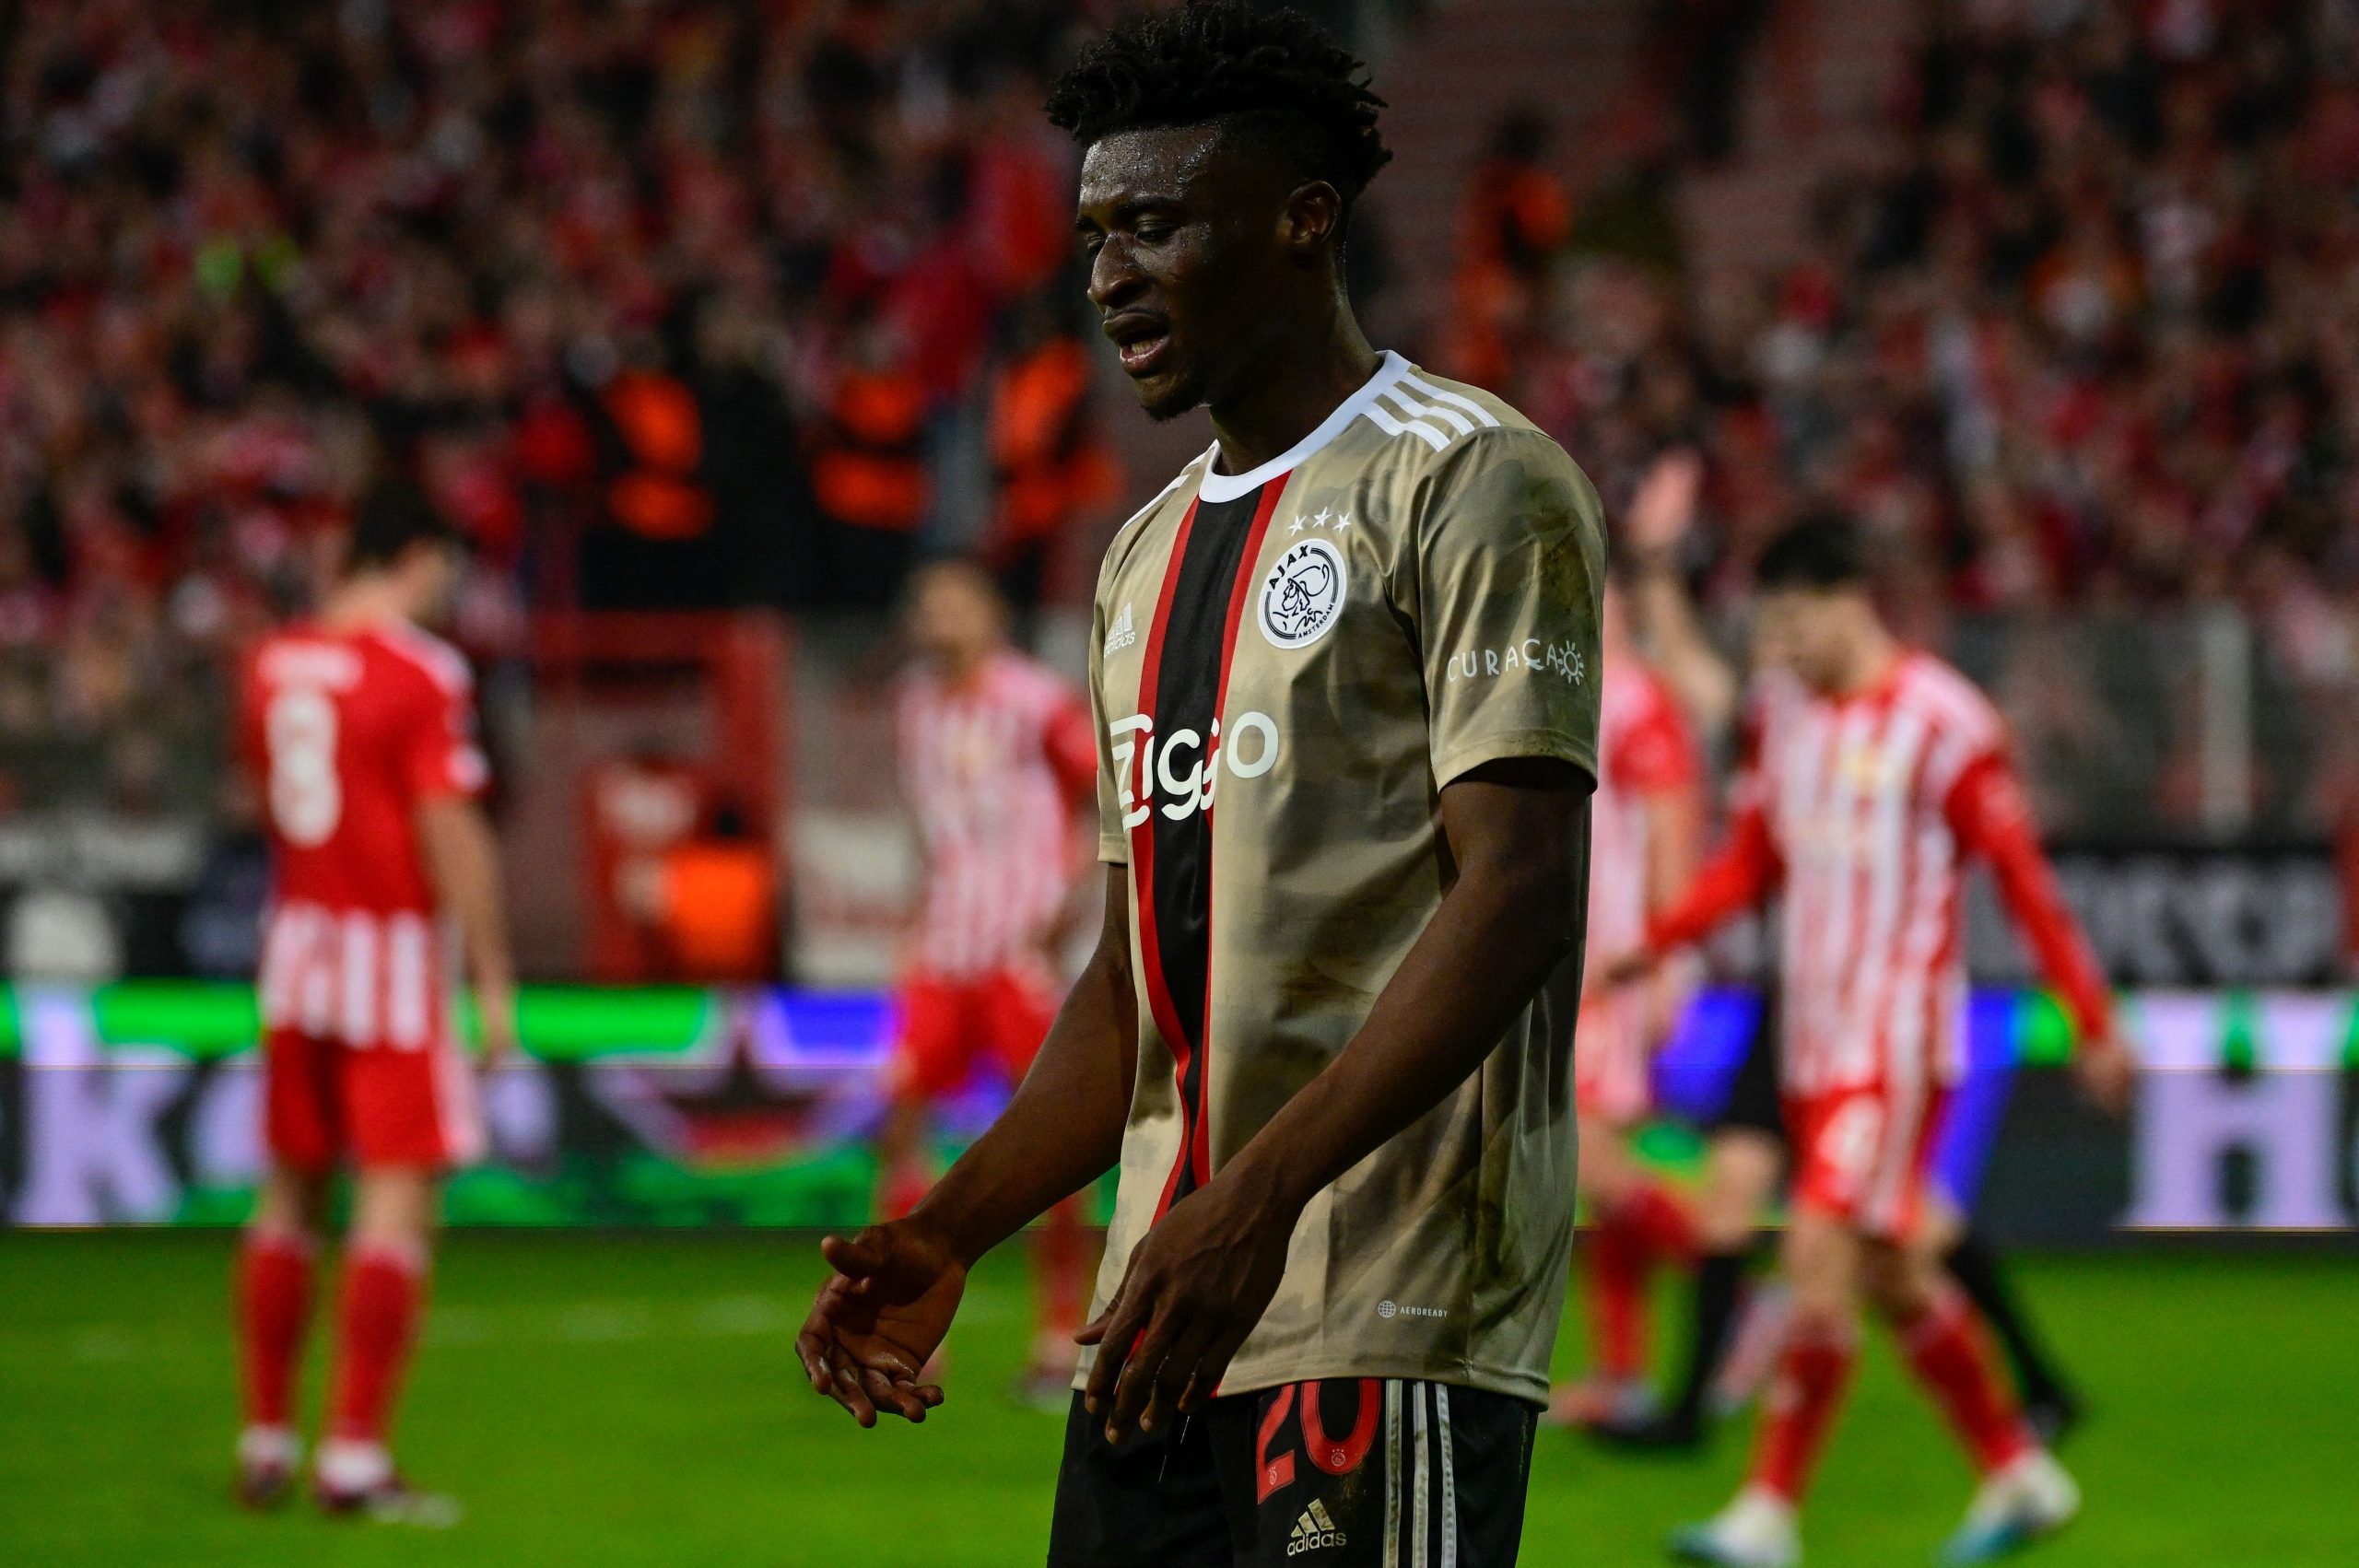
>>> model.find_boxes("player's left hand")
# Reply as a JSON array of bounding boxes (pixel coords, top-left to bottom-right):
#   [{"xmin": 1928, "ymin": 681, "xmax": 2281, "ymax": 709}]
[
  {"xmin": 475, "ymin": 981, "xmax": 520, "ymax": 1074},
  {"xmin": 2073, "ymin": 1032, "xmax": 2134, "ymax": 1117},
  {"xmin": 1076, "ymin": 1170, "xmax": 1296, "ymax": 1445}
]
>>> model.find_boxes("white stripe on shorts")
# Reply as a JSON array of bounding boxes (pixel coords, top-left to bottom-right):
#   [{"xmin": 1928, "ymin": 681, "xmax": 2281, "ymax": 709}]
[
  {"xmin": 1383, "ymin": 1379, "xmax": 1402, "ymax": 1568},
  {"xmin": 1411, "ymin": 1383, "xmax": 1430, "ymax": 1568},
  {"xmin": 1436, "ymin": 1384, "xmax": 1458, "ymax": 1568}
]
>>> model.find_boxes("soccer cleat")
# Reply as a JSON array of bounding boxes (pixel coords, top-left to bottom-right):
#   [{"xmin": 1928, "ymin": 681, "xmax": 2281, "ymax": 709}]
[
  {"xmin": 316, "ymin": 1472, "xmax": 464, "ymax": 1528},
  {"xmin": 2022, "ymin": 1387, "xmax": 2084, "ymax": 1450},
  {"xmin": 233, "ymin": 1426, "xmax": 300, "ymax": 1511},
  {"xmin": 314, "ymin": 1438, "xmax": 461, "ymax": 1528},
  {"xmin": 1936, "ymin": 1449, "xmax": 2081, "ymax": 1565},
  {"xmin": 1670, "ymin": 1487, "xmax": 1801, "ymax": 1567},
  {"xmin": 1590, "ymin": 1405, "xmax": 1705, "ymax": 1452}
]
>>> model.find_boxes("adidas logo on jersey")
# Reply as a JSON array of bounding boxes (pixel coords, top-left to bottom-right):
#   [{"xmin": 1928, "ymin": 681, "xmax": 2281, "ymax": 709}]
[
  {"xmin": 1287, "ymin": 1499, "xmax": 1345, "ymax": 1555},
  {"xmin": 1104, "ymin": 603, "xmax": 1137, "ymax": 655}
]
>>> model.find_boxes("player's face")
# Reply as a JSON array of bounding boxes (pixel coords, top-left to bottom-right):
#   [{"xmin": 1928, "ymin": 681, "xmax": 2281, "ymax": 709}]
[
  {"xmin": 1075, "ymin": 125, "xmax": 1303, "ymax": 422},
  {"xmin": 910, "ymin": 569, "xmax": 1005, "ymax": 674},
  {"xmin": 1753, "ymin": 587, "xmax": 1854, "ymax": 693}
]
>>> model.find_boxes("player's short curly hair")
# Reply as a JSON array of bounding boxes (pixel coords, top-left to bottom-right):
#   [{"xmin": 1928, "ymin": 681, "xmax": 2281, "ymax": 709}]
[{"xmin": 1045, "ymin": 0, "xmax": 1391, "ymax": 214}]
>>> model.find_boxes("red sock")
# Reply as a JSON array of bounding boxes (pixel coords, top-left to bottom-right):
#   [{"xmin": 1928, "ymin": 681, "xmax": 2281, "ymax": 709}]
[
  {"xmin": 1749, "ymin": 1325, "xmax": 1857, "ymax": 1503},
  {"xmin": 1624, "ymin": 1182, "xmax": 1699, "ymax": 1263},
  {"xmin": 328, "ymin": 1245, "xmax": 428, "ymax": 1446},
  {"xmin": 1033, "ymin": 1196, "xmax": 1086, "ymax": 1342},
  {"xmin": 1586, "ymin": 1214, "xmax": 1649, "ymax": 1380},
  {"xmin": 1899, "ymin": 1285, "xmax": 2035, "ymax": 1475},
  {"xmin": 238, "ymin": 1232, "xmax": 315, "ymax": 1430}
]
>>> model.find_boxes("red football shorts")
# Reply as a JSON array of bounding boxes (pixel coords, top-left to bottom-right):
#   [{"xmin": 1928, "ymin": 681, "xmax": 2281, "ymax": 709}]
[
  {"xmin": 1575, "ymin": 991, "xmax": 1652, "ymax": 1129},
  {"xmin": 885, "ymin": 964, "xmax": 1060, "ymax": 1102},
  {"xmin": 264, "ymin": 1025, "xmax": 485, "ymax": 1173},
  {"xmin": 1784, "ymin": 1082, "xmax": 1953, "ymax": 1241}
]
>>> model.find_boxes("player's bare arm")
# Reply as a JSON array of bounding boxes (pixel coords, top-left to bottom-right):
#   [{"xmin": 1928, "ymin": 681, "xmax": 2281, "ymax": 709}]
[
  {"xmin": 417, "ymin": 793, "xmax": 519, "ymax": 1069},
  {"xmin": 1078, "ymin": 759, "xmax": 1591, "ymax": 1444},
  {"xmin": 1623, "ymin": 450, "xmax": 1737, "ymax": 742},
  {"xmin": 1638, "ymin": 760, "xmax": 1706, "ymax": 1045},
  {"xmin": 797, "ymin": 864, "xmax": 1139, "ymax": 1426}
]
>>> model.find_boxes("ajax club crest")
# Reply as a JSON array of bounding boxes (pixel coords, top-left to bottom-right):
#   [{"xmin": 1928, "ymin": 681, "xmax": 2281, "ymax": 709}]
[{"xmin": 1260, "ymin": 537, "xmax": 1346, "ymax": 649}]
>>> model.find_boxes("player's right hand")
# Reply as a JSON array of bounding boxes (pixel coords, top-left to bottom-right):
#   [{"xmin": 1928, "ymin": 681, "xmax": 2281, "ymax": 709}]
[
  {"xmin": 1625, "ymin": 449, "xmax": 1704, "ymax": 558},
  {"xmin": 797, "ymin": 1220, "xmax": 964, "ymax": 1429},
  {"xmin": 2072, "ymin": 1031, "xmax": 2135, "ymax": 1118}
]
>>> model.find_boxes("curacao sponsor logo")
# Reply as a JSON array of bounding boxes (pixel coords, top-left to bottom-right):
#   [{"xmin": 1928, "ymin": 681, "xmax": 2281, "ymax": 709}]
[
  {"xmin": 1444, "ymin": 638, "xmax": 1583, "ymax": 685},
  {"xmin": 1109, "ymin": 710, "xmax": 1282, "ymax": 828}
]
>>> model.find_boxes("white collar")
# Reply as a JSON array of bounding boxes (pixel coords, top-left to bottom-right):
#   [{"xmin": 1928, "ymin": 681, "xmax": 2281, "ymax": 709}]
[{"xmin": 1194, "ymin": 350, "xmax": 1409, "ymax": 503}]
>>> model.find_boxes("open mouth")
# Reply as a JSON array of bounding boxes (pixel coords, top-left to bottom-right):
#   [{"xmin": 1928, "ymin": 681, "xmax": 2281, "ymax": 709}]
[{"xmin": 1105, "ymin": 315, "xmax": 1173, "ymax": 378}]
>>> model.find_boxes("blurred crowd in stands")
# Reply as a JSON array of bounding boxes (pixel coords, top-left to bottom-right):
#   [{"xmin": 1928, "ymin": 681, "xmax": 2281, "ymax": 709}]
[
  {"xmin": 1, "ymin": 0, "xmax": 2354, "ymax": 853},
  {"xmin": 0, "ymin": 0, "xmax": 1121, "ymax": 819},
  {"xmin": 1452, "ymin": 0, "xmax": 2359, "ymax": 836}
]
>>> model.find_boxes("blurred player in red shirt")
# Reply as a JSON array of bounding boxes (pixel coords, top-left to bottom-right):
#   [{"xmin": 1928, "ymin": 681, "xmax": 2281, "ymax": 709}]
[
  {"xmin": 233, "ymin": 484, "xmax": 516, "ymax": 1522},
  {"xmin": 1606, "ymin": 515, "xmax": 2130, "ymax": 1568},
  {"xmin": 1550, "ymin": 577, "xmax": 1706, "ymax": 1428},
  {"xmin": 879, "ymin": 561, "xmax": 1097, "ymax": 1401}
]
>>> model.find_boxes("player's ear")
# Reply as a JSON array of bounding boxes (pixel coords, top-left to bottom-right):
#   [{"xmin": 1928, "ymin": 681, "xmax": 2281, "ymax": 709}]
[{"xmin": 1280, "ymin": 181, "xmax": 1344, "ymax": 261}]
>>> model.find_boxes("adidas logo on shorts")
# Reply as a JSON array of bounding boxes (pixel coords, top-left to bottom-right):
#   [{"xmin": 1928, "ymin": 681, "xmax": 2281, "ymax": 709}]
[{"xmin": 1287, "ymin": 1498, "xmax": 1345, "ymax": 1555}]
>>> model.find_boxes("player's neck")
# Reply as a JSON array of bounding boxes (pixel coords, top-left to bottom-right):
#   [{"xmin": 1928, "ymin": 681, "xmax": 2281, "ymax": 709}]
[
  {"xmin": 938, "ymin": 647, "xmax": 995, "ymax": 689},
  {"xmin": 319, "ymin": 578, "xmax": 413, "ymax": 635},
  {"xmin": 1830, "ymin": 626, "xmax": 1903, "ymax": 698},
  {"xmin": 1204, "ymin": 308, "xmax": 1380, "ymax": 480}
]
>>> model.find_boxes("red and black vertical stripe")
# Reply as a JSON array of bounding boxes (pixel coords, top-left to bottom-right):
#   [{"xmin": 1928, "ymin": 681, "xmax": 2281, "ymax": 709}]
[{"xmin": 1127, "ymin": 477, "xmax": 1286, "ymax": 1221}]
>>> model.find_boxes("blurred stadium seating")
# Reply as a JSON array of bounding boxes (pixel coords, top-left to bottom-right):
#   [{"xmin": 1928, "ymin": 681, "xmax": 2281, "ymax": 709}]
[{"xmin": 0, "ymin": 0, "xmax": 2353, "ymax": 1228}]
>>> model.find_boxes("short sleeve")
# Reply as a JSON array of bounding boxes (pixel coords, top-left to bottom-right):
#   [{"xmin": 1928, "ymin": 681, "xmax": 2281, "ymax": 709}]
[
  {"xmin": 403, "ymin": 660, "xmax": 489, "ymax": 801},
  {"xmin": 1415, "ymin": 429, "xmax": 1605, "ymax": 790},
  {"xmin": 1087, "ymin": 595, "xmax": 1131, "ymax": 864}
]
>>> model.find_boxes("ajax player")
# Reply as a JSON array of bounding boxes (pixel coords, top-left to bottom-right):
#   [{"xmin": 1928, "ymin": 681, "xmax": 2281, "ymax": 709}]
[
  {"xmin": 801, "ymin": 6, "xmax": 1605, "ymax": 1562},
  {"xmin": 877, "ymin": 560, "xmax": 1098, "ymax": 1400},
  {"xmin": 233, "ymin": 484, "xmax": 515, "ymax": 1521},
  {"xmin": 1603, "ymin": 514, "xmax": 2130, "ymax": 1566},
  {"xmin": 1550, "ymin": 574, "xmax": 1705, "ymax": 1429}
]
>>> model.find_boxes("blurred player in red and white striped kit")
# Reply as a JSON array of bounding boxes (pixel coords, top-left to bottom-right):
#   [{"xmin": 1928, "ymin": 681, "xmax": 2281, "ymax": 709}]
[
  {"xmin": 1605, "ymin": 514, "xmax": 2131, "ymax": 1568},
  {"xmin": 878, "ymin": 561, "xmax": 1097, "ymax": 1402},
  {"xmin": 233, "ymin": 484, "xmax": 516, "ymax": 1522},
  {"xmin": 1548, "ymin": 576, "xmax": 1707, "ymax": 1429}
]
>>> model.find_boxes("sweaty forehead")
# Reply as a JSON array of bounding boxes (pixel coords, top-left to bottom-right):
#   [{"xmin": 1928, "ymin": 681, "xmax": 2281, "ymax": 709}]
[{"xmin": 1075, "ymin": 123, "xmax": 1251, "ymax": 216}]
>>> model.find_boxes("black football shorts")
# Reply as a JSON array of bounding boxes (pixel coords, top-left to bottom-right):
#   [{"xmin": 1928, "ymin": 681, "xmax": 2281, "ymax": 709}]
[
  {"xmin": 1708, "ymin": 989, "xmax": 1785, "ymax": 1141},
  {"xmin": 1048, "ymin": 1376, "xmax": 1539, "ymax": 1567}
]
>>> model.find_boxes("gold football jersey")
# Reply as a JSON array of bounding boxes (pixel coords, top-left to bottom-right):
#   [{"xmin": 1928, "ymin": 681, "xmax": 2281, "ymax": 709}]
[{"xmin": 1081, "ymin": 352, "xmax": 1605, "ymax": 1404}]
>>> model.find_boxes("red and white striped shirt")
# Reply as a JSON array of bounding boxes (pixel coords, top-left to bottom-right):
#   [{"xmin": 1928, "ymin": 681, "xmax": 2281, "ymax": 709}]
[
  {"xmin": 896, "ymin": 649, "xmax": 1097, "ymax": 978},
  {"xmin": 242, "ymin": 620, "xmax": 487, "ymax": 1049},
  {"xmin": 1589, "ymin": 659, "xmax": 1700, "ymax": 963},
  {"xmin": 1647, "ymin": 651, "xmax": 2111, "ymax": 1097},
  {"xmin": 1579, "ymin": 657, "xmax": 1703, "ymax": 1120}
]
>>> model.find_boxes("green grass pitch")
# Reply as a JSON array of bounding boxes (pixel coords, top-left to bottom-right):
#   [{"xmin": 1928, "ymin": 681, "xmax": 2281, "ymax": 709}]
[{"xmin": 1, "ymin": 1235, "xmax": 2352, "ymax": 1566}]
